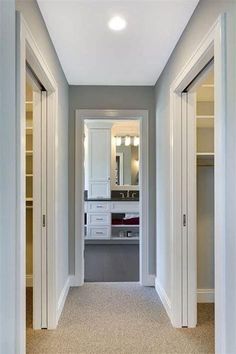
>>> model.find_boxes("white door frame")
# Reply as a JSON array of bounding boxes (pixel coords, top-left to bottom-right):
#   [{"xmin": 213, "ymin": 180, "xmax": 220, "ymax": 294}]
[
  {"xmin": 170, "ymin": 15, "xmax": 226, "ymax": 353},
  {"xmin": 16, "ymin": 13, "xmax": 58, "ymax": 353},
  {"xmin": 170, "ymin": 14, "xmax": 226, "ymax": 353},
  {"xmin": 74, "ymin": 109, "xmax": 150, "ymax": 286},
  {"xmin": 183, "ymin": 64, "xmax": 215, "ymax": 328}
]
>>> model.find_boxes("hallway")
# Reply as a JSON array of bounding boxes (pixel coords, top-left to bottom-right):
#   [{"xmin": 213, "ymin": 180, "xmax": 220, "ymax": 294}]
[{"xmin": 27, "ymin": 283, "xmax": 214, "ymax": 354}]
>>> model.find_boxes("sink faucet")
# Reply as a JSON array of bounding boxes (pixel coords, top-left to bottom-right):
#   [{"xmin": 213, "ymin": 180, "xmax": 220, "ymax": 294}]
[
  {"xmin": 120, "ymin": 192, "xmax": 125, "ymax": 199},
  {"xmin": 126, "ymin": 190, "xmax": 130, "ymax": 198},
  {"xmin": 131, "ymin": 192, "xmax": 136, "ymax": 198}
]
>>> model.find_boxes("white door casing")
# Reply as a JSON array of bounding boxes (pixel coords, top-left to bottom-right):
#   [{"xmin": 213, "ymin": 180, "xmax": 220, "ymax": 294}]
[
  {"xmin": 74, "ymin": 110, "xmax": 150, "ymax": 287},
  {"xmin": 16, "ymin": 13, "xmax": 58, "ymax": 354},
  {"xmin": 169, "ymin": 14, "xmax": 226, "ymax": 354}
]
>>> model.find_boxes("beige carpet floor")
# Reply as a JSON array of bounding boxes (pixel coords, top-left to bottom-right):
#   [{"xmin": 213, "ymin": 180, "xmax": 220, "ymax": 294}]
[{"xmin": 27, "ymin": 283, "xmax": 214, "ymax": 354}]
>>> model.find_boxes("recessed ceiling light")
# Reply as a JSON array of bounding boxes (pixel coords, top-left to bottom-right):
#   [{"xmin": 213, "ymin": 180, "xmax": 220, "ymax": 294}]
[{"xmin": 108, "ymin": 16, "xmax": 126, "ymax": 31}]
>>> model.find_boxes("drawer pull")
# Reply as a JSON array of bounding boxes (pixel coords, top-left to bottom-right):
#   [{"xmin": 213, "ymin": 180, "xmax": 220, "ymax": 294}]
[
  {"xmin": 97, "ymin": 205, "xmax": 103, "ymax": 208},
  {"xmin": 96, "ymin": 218, "xmax": 103, "ymax": 221},
  {"xmin": 95, "ymin": 231, "xmax": 103, "ymax": 235}
]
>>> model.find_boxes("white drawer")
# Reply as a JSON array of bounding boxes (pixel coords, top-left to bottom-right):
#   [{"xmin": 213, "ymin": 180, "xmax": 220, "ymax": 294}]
[
  {"xmin": 87, "ymin": 213, "xmax": 110, "ymax": 225},
  {"xmin": 110, "ymin": 201, "xmax": 139, "ymax": 213},
  {"xmin": 87, "ymin": 201, "xmax": 110, "ymax": 212},
  {"xmin": 87, "ymin": 226, "xmax": 110, "ymax": 239}
]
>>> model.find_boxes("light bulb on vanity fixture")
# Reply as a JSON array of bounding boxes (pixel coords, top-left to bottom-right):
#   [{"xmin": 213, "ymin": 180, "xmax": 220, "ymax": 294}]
[
  {"xmin": 115, "ymin": 136, "xmax": 122, "ymax": 146},
  {"xmin": 133, "ymin": 136, "xmax": 140, "ymax": 146},
  {"xmin": 125, "ymin": 136, "xmax": 131, "ymax": 146}
]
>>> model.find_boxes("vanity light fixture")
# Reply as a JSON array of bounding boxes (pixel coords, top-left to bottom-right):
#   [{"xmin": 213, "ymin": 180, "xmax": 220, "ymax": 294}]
[
  {"xmin": 133, "ymin": 136, "xmax": 140, "ymax": 146},
  {"xmin": 125, "ymin": 136, "xmax": 131, "ymax": 146},
  {"xmin": 115, "ymin": 136, "xmax": 122, "ymax": 146},
  {"xmin": 108, "ymin": 16, "xmax": 127, "ymax": 31}
]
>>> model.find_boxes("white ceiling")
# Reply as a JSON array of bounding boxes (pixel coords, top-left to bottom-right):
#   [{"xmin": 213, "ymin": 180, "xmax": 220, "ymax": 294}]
[{"xmin": 37, "ymin": 0, "xmax": 199, "ymax": 86}]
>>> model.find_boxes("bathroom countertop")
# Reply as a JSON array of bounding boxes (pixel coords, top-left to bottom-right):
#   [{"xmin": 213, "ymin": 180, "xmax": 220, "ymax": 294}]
[
  {"xmin": 84, "ymin": 190, "xmax": 139, "ymax": 202},
  {"xmin": 84, "ymin": 198, "xmax": 139, "ymax": 202}
]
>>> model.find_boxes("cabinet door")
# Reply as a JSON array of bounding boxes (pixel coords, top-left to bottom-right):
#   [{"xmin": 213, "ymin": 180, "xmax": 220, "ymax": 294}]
[{"xmin": 88, "ymin": 128, "xmax": 111, "ymax": 198}]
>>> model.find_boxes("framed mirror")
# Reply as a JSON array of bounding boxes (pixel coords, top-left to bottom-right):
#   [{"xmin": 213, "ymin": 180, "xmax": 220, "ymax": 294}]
[
  {"xmin": 115, "ymin": 144, "xmax": 139, "ymax": 186},
  {"xmin": 112, "ymin": 120, "xmax": 140, "ymax": 190}
]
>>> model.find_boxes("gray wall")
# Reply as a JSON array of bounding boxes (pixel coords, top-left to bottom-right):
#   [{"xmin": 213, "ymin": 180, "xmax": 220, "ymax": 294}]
[
  {"xmin": 16, "ymin": 0, "xmax": 69, "ymax": 304},
  {"xmin": 155, "ymin": 0, "xmax": 236, "ymax": 352},
  {"xmin": 69, "ymin": 86, "xmax": 156, "ymax": 275},
  {"xmin": 0, "ymin": 1, "xmax": 16, "ymax": 352},
  {"xmin": 197, "ymin": 166, "xmax": 214, "ymax": 290}
]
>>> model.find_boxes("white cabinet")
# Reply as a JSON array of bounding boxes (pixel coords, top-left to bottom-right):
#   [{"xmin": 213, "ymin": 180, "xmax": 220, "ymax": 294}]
[
  {"xmin": 85, "ymin": 201, "xmax": 139, "ymax": 241},
  {"xmin": 87, "ymin": 126, "xmax": 111, "ymax": 199},
  {"xmin": 87, "ymin": 201, "xmax": 110, "ymax": 212},
  {"xmin": 87, "ymin": 213, "xmax": 110, "ymax": 226},
  {"xmin": 87, "ymin": 226, "xmax": 110, "ymax": 239}
]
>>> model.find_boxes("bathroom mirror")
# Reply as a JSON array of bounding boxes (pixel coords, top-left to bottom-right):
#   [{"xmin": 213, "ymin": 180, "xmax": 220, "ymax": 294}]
[
  {"xmin": 115, "ymin": 141, "xmax": 139, "ymax": 186},
  {"xmin": 112, "ymin": 120, "xmax": 140, "ymax": 189}
]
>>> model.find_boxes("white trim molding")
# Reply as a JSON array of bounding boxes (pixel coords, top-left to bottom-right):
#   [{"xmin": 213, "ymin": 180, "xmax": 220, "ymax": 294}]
[
  {"xmin": 155, "ymin": 277, "xmax": 171, "ymax": 320},
  {"xmin": 75, "ymin": 109, "xmax": 150, "ymax": 287},
  {"xmin": 169, "ymin": 14, "xmax": 226, "ymax": 354},
  {"xmin": 57, "ymin": 277, "xmax": 71, "ymax": 323},
  {"xmin": 145, "ymin": 274, "xmax": 155, "ymax": 287},
  {"xmin": 197, "ymin": 289, "xmax": 215, "ymax": 303}
]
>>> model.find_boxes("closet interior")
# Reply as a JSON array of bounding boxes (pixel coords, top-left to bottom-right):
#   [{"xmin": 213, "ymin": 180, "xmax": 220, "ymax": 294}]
[
  {"xmin": 196, "ymin": 68, "xmax": 215, "ymax": 305},
  {"xmin": 26, "ymin": 76, "xmax": 33, "ymax": 328}
]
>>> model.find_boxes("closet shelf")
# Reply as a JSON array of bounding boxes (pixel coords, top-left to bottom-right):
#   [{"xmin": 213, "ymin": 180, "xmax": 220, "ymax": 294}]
[
  {"xmin": 197, "ymin": 152, "xmax": 214, "ymax": 157},
  {"xmin": 196, "ymin": 115, "xmax": 214, "ymax": 119},
  {"xmin": 26, "ymin": 150, "xmax": 33, "ymax": 156},
  {"xmin": 26, "ymin": 127, "xmax": 33, "ymax": 135},
  {"xmin": 197, "ymin": 153, "xmax": 214, "ymax": 166},
  {"xmin": 26, "ymin": 197, "xmax": 33, "ymax": 201},
  {"xmin": 26, "ymin": 174, "xmax": 33, "ymax": 177},
  {"xmin": 197, "ymin": 115, "xmax": 214, "ymax": 128}
]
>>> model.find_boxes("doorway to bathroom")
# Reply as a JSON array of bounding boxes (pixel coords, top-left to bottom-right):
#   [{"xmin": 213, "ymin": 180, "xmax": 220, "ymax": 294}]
[
  {"xmin": 74, "ymin": 110, "xmax": 150, "ymax": 286},
  {"xmin": 83, "ymin": 119, "xmax": 140, "ymax": 282}
]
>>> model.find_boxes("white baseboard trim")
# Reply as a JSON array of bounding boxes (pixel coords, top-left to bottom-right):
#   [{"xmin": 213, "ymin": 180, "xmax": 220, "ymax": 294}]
[
  {"xmin": 69, "ymin": 275, "xmax": 84, "ymax": 287},
  {"xmin": 142, "ymin": 274, "xmax": 155, "ymax": 287},
  {"xmin": 26, "ymin": 274, "xmax": 33, "ymax": 287},
  {"xmin": 197, "ymin": 288, "xmax": 214, "ymax": 303},
  {"xmin": 155, "ymin": 277, "xmax": 172, "ymax": 320},
  {"xmin": 57, "ymin": 276, "xmax": 71, "ymax": 323}
]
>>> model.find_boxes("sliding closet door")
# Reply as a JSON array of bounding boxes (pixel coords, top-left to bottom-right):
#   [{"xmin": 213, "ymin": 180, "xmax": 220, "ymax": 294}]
[
  {"xmin": 181, "ymin": 92, "xmax": 188, "ymax": 327},
  {"xmin": 41, "ymin": 91, "xmax": 47, "ymax": 328},
  {"xmin": 32, "ymin": 78, "xmax": 48, "ymax": 329},
  {"xmin": 181, "ymin": 92, "xmax": 197, "ymax": 328},
  {"xmin": 186, "ymin": 91, "xmax": 197, "ymax": 328}
]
